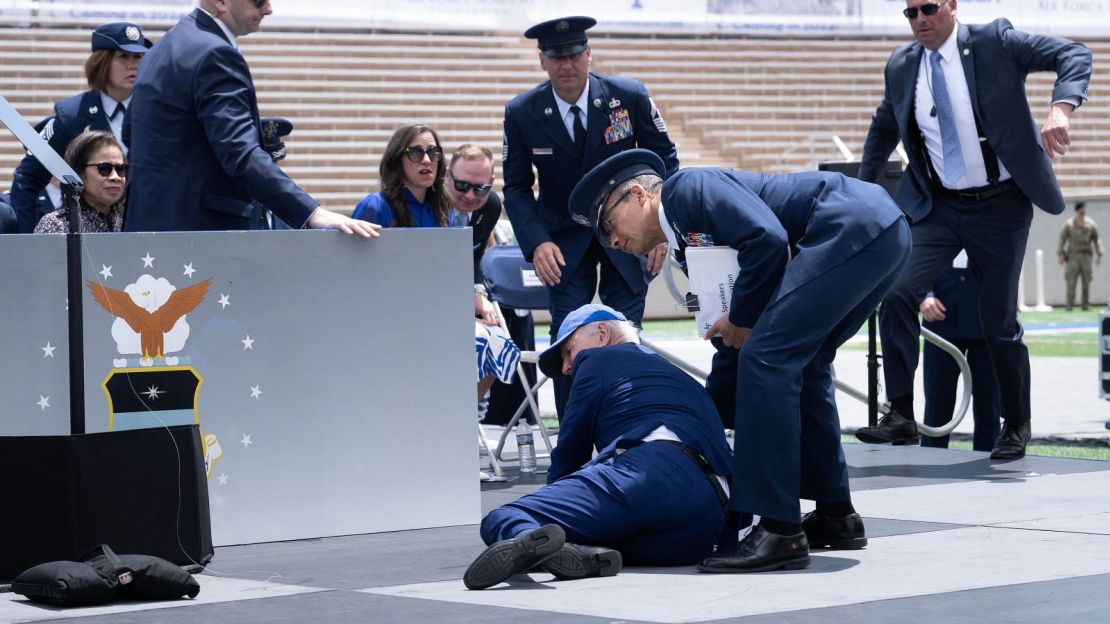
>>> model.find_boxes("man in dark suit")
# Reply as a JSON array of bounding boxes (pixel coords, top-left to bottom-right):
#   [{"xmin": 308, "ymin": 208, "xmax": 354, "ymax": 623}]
[
  {"xmin": 854, "ymin": 0, "xmax": 1092, "ymax": 460},
  {"xmin": 501, "ymin": 16, "xmax": 678, "ymax": 417},
  {"xmin": 123, "ymin": 0, "xmax": 376, "ymax": 236},
  {"xmin": 465, "ymin": 303, "xmax": 731, "ymax": 590},
  {"xmin": 568, "ymin": 149, "xmax": 910, "ymax": 573},
  {"xmin": 921, "ymin": 264, "xmax": 1001, "ymax": 451}
]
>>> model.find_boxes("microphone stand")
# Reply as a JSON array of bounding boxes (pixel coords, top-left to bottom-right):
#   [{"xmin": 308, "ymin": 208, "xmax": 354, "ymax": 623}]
[{"xmin": 0, "ymin": 93, "xmax": 87, "ymax": 433}]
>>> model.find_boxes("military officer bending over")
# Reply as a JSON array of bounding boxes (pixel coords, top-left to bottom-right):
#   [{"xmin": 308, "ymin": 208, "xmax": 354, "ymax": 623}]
[
  {"xmin": 569, "ymin": 150, "xmax": 912, "ymax": 573},
  {"xmin": 464, "ymin": 303, "xmax": 732, "ymax": 590}
]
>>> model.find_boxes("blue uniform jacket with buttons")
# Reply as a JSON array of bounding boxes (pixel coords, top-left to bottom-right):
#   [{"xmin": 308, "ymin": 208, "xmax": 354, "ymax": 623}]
[
  {"xmin": 661, "ymin": 168, "xmax": 904, "ymax": 330},
  {"xmin": 9, "ymin": 91, "xmax": 111, "ymax": 233},
  {"xmin": 502, "ymin": 72, "xmax": 678, "ymax": 292},
  {"xmin": 548, "ymin": 342, "xmax": 732, "ymax": 484}
]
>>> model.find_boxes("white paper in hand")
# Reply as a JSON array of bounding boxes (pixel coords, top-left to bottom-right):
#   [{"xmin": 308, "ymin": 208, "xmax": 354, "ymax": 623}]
[{"xmin": 686, "ymin": 246, "xmax": 740, "ymax": 337}]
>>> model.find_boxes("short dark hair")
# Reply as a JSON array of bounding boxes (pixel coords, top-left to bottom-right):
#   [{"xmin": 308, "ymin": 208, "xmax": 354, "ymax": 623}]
[
  {"xmin": 1076, "ymin": 201, "xmax": 1087, "ymax": 211},
  {"xmin": 64, "ymin": 130, "xmax": 124, "ymax": 178},
  {"xmin": 378, "ymin": 124, "xmax": 450, "ymax": 227}
]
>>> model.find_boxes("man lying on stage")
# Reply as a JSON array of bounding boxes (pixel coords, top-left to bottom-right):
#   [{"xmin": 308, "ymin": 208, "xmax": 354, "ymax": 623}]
[{"xmin": 464, "ymin": 303, "xmax": 732, "ymax": 590}]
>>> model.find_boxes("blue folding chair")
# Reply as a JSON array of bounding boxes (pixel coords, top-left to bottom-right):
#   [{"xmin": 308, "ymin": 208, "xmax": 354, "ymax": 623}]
[{"xmin": 479, "ymin": 245, "xmax": 555, "ymax": 462}]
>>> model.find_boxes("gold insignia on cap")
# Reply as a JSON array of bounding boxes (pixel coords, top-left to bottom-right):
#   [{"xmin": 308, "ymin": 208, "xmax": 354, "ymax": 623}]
[
  {"xmin": 125, "ymin": 26, "xmax": 140, "ymax": 42},
  {"xmin": 556, "ymin": 20, "xmax": 570, "ymax": 32}
]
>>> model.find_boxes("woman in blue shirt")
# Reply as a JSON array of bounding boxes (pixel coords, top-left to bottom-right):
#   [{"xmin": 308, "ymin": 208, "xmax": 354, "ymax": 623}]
[{"xmin": 353, "ymin": 124, "xmax": 458, "ymax": 227}]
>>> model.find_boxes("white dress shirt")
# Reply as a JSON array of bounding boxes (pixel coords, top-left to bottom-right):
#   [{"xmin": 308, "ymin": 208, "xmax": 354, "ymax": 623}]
[
  {"xmin": 99, "ymin": 92, "xmax": 131, "ymax": 155},
  {"xmin": 553, "ymin": 86, "xmax": 589, "ymax": 142}
]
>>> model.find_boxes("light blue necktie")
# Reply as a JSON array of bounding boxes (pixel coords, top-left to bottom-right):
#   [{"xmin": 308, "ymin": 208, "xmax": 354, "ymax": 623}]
[{"xmin": 930, "ymin": 51, "xmax": 966, "ymax": 185}]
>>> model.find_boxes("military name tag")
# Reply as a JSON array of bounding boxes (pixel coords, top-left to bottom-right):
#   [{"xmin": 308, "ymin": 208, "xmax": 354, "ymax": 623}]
[{"xmin": 532, "ymin": 147, "xmax": 554, "ymax": 156}]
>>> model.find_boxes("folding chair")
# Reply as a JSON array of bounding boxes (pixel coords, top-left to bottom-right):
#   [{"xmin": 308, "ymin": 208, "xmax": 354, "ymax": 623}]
[{"xmin": 478, "ymin": 244, "xmax": 555, "ymax": 462}]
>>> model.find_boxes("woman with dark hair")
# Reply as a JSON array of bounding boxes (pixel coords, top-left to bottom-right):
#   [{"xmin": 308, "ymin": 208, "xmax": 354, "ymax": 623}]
[
  {"xmin": 34, "ymin": 130, "xmax": 126, "ymax": 233},
  {"xmin": 352, "ymin": 124, "xmax": 460, "ymax": 227},
  {"xmin": 9, "ymin": 22, "xmax": 151, "ymax": 233}
]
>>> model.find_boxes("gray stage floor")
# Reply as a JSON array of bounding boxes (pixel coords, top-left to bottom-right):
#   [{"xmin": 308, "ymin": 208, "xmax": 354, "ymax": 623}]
[{"xmin": 3, "ymin": 444, "xmax": 1110, "ymax": 624}]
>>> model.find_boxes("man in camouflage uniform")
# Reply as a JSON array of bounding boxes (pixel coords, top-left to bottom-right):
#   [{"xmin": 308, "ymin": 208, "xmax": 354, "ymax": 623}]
[{"xmin": 1057, "ymin": 202, "xmax": 1104, "ymax": 310}]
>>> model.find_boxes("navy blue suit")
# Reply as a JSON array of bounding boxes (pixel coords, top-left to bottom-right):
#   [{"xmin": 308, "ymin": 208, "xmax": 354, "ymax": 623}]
[
  {"xmin": 922, "ymin": 268, "xmax": 1001, "ymax": 451},
  {"xmin": 480, "ymin": 343, "xmax": 730, "ymax": 565},
  {"xmin": 123, "ymin": 9, "xmax": 316, "ymax": 232},
  {"xmin": 662, "ymin": 168, "xmax": 910, "ymax": 523},
  {"xmin": 502, "ymin": 72, "xmax": 678, "ymax": 415},
  {"xmin": 9, "ymin": 93, "xmax": 112, "ymax": 233},
  {"xmin": 859, "ymin": 20, "xmax": 1091, "ymax": 428},
  {"xmin": 0, "ymin": 192, "xmax": 18, "ymax": 233}
]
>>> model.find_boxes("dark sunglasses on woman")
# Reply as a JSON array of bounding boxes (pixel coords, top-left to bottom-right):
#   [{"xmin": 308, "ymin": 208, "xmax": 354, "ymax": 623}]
[
  {"xmin": 86, "ymin": 162, "xmax": 128, "ymax": 177},
  {"xmin": 451, "ymin": 179, "xmax": 492, "ymax": 196},
  {"xmin": 902, "ymin": 1, "xmax": 948, "ymax": 19},
  {"xmin": 404, "ymin": 146, "xmax": 444, "ymax": 163}
]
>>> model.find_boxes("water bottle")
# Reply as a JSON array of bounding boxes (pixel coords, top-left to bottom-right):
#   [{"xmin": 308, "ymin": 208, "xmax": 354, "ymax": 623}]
[{"xmin": 516, "ymin": 420, "xmax": 536, "ymax": 473}]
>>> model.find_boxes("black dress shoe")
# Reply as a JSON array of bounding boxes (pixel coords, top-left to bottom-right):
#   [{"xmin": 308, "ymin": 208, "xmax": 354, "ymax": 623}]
[
  {"xmin": 463, "ymin": 524, "xmax": 565, "ymax": 590},
  {"xmin": 1104, "ymin": 417, "xmax": 1110, "ymax": 431},
  {"xmin": 990, "ymin": 422, "xmax": 1031, "ymax": 460},
  {"xmin": 541, "ymin": 543, "xmax": 622, "ymax": 580},
  {"xmin": 802, "ymin": 511, "xmax": 867, "ymax": 550},
  {"xmin": 697, "ymin": 525, "xmax": 810, "ymax": 573},
  {"xmin": 855, "ymin": 411, "xmax": 919, "ymax": 445}
]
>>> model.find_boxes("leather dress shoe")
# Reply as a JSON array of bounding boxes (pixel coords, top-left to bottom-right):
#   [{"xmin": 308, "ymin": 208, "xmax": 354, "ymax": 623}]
[
  {"xmin": 541, "ymin": 543, "xmax": 622, "ymax": 580},
  {"xmin": 855, "ymin": 411, "xmax": 919, "ymax": 445},
  {"xmin": 697, "ymin": 525, "xmax": 810, "ymax": 573},
  {"xmin": 990, "ymin": 421, "xmax": 1031, "ymax": 460},
  {"xmin": 463, "ymin": 524, "xmax": 565, "ymax": 590},
  {"xmin": 1104, "ymin": 417, "xmax": 1109, "ymax": 431},
  {"xmin": 802, "ymin": 511, "xmax": 867, "ymax": 550}
]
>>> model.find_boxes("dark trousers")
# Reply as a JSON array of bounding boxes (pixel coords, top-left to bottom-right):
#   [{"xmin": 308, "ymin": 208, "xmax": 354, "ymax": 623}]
[
  {"xmin": 723, "ymin": 219, "xmax": 911, "ymax": 522},
  {"xmin": 880, "ymin": 190, "xmax": 1032, "ymax": 427},
  {"xmin": 549, "ymin": 239, "xmax": 646, "ymax": 418},
  {"xmin": 922, "ymin": 339, "xmax": 1002, "ymax": 452},
  {"xmin": 479, "ymin": 441, "xmax": 725, "ymax": 565}
]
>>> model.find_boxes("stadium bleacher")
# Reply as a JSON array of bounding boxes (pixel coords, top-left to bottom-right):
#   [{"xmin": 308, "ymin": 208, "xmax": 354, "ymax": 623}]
[{"xmin": 1, "ymin": 26, "xmax": 1106, "ymax": 213}]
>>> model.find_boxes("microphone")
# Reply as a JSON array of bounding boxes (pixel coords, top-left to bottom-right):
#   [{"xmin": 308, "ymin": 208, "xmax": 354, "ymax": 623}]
[{"xmin": 930, "ymin": 105, "xmax": 938, "ymax": 118}]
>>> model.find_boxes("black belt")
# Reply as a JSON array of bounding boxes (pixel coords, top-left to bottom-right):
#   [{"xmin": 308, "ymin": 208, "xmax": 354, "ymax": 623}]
[
  {"xmin": 933, "ymin": 179, "xmax": 1020, "ymax": 204},
  {"xmin": 657, "ymin": 440, "xmax": 728, "ymax": 509}
]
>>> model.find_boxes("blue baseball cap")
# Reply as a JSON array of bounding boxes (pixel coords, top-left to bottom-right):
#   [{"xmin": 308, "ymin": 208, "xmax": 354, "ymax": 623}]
[
  {"xmin": 538, "ymin": 303, "xmax": 627, "ymax": 377},
  {"xmin": 91, "ymin": 22, "xmax": 153, "ymax": 53},
  {"xmin": 568, "ymin": 148, "xmax": 667, "ymax": 246},
  {"xmin": 524, "ymin": 16, "xmax": 596, "ymax": 58}
]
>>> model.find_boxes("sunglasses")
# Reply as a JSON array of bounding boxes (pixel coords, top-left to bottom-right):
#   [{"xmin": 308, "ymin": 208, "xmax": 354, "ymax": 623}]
[
  {"xmin": 598, "ymin": 188, "xmax": 632, "ymax": 246},
  {"xmin": 86, "ymin": 162, "xmax": 128, "ymax": 177},
  {"xmin": 403, "ymin": 145, "xmax": 443, "ymax": 163},
  {"xmin": 902, "ymin": 1, "xmax": 948, "ymax": 19},
  {"xmin": 451, "ymin": 179, "xmax": 492, "ymax": 196}
]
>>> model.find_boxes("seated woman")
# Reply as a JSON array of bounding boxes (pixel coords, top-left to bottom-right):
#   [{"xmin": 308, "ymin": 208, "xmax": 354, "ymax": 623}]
[
  {"xmin": 354, "ymin": 125, "xmax": 519, "ymax": 409},
  {"xmin": 352, "ymin": 124, "xmax": 460, "ymax": 227},
  {"xmin": 34, "ymin": 130, "xmax": 126, "ymax": 233}
]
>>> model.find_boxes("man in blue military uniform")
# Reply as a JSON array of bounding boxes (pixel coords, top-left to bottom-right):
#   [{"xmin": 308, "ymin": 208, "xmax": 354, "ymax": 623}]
[
  {"xmin": 853, "ymin": 0, "xmax": 1091, "ymax": 460},
  {"xmin": 502, "ymin": 15, "xmax": 678, "ymax": 417},
  {"xmin": 8, "ymin": 22, "xmax": 151, "ymax": 233},
  {"xmin": 920, "ymin": 263, "xmax": 1001, "ymax": 451},
  {"xmin": 465, "ymin": 303, "xmax": 731, "ymax": 590},
  {"xmin": 123, "ymin": 0, "xmax": 375, "ymax": 236},
  {"xmin": 568, "ymin": 149, "xmax": 911, "ymax": 572}
]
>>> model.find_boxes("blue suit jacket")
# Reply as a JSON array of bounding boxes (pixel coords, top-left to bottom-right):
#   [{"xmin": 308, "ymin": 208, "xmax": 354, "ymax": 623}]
[
  {"xmin": 662, "ymin": 169, "xmax": 904, "ymax": 329},
  {"xmin": 859, "ymin": 19, "xmax": 1091, "ymax": 222},
  {"xmin": 123, "ymin": 9, "xmax": 316, "ymax": 232},
  {"xmin": 9, "ymin": 92, "xmax": 111, "ymax": 233},
  {"xmin": 548, "ymin": 342, "xmax": 732, "ymax": 484},
  {"xmin": 502, "ymin": 73, "xmax": 678, "ymax": 292}
]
